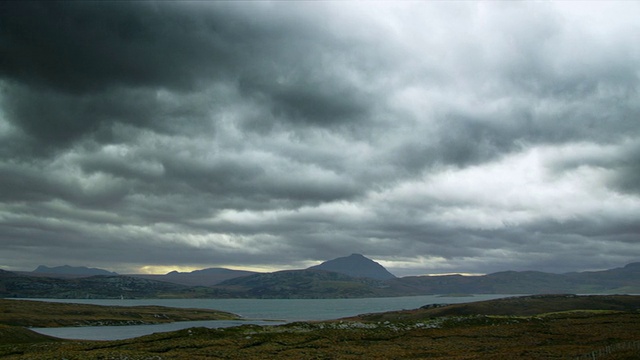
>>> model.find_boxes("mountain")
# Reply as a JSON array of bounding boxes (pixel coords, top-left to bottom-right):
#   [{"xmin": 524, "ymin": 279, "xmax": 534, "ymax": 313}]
[
  {"xmin": 213, "ymin": 269, "xmax": 386, "ymax": 298},
  {"xmin": 130, "ymin": 268, "xmax": 257, "ymax": 287},
  {"xmin": 32, "ymin": 265, "xmax": 118, "ymax": 277},
  {"xmin": 196, "ymin": 260, "xmax": 640, "ymax": 298},
  {"xmin": 0, "ymin": 271, "xmax": 221, "ymax": 299},
  {"xmin": 386, "ymin": 262, "xmax": 640, "ymax": 295},
  {"xmin": 3, "ymin": 260, "xmax": 639, "ymax": 299},
  {"xmin": 563, "ymin": 261, "xmax": 640, "ymax": 293},
  {"xmin": 307, "ymin": 253, "xmax": 396, "ymax": 280}
]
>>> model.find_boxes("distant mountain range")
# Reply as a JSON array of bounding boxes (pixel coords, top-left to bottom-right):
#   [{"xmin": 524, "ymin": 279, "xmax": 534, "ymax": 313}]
[{"xmin": 2, "ymin": 255, "xmax": 639, "ymax": 299}]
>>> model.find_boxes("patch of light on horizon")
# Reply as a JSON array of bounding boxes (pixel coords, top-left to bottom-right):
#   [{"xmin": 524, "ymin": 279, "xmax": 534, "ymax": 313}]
[
  {"xmin": 136, "ymin": 264, "xmax": 284, "ymax": 275},
  {"xmin": 421, "ymin": 272, "xmax": 485, "ymax": 277},
  {"xmin": 137, "ymin": 265, "xmax": 203, "ymax": 275}
]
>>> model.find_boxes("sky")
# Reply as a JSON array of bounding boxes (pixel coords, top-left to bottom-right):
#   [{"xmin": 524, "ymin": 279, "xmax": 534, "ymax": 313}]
[{"xmin": 1, "ymin": 2, "xmax": 639, "ymax": 277}]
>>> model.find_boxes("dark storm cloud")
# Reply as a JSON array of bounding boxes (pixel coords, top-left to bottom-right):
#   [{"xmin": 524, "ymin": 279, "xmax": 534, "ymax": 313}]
[
  {"xmin": 0, "ymin": 1, "xmax": 233, "ymax": 92},
  {"xmin": 0, "ymin": 85, "xmax": 213, "ymax": 154},
  {"xmin": 1, "ymin": 1, "xmax": 374, "ymax": 150},
  {"xmin": 238, "ymin": 71, "xmax": 372, "ymax": 128},
  {"xmin": 0, "ymin": 2, "xmax": 639, "ymax": 275}
]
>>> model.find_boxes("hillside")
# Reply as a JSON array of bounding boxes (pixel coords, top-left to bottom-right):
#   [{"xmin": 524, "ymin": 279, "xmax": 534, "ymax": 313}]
[
  {"xmin": 348, "ymin": 294, "xmax": 640, "ymax": 321},
  {"xmin": 130, "ymin": 268, "xmax": 257, "ymax": 287},
  {"xmin": 32, "ymin": 265, "xmax": 118, "ymax": 277},
  {"xmin": 0, "ymin": 270, "xmax": 220, "ymax": 299},
  {"xmin": 2, "ymin": 295, "xmax": 640, "ymax": 359},
  {"xmin": 3, "ymin": 259, "xmax": 640, "ymax": 299},
  {"xmin": 307, "ymin": 253, "xmax": 396, "ymax": 280},
  {"xmin": 213, "ymin": 269, "xmax": 386, "ymax": 298},
  {"xmin": 386, "ymin": 262, "xmax": 640, "ymax": 295},
  {"xmin": 211, "ymin": 260, "xmax": 640, "ymax": 298},
  {"xmin": 564, "ymin": 262, "xmax": 640, "ymax": 292},
  {"xmin": 0, "ymin": 299, "xmax": 239, "ymax": 327},
  {"xmin": 0, "ymin": 324, "xmax": 61, "ymax": 345}
]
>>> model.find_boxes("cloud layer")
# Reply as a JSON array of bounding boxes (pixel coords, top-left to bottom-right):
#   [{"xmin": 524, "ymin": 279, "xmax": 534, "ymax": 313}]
[{"xmin": 1, "ymin": 2, "xmax": 639, "ymax": 275}]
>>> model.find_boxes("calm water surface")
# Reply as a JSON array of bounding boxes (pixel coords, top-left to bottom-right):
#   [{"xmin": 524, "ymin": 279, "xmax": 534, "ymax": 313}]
[{"xmin": 29, "ymin": 294, "xmax": 512, "ymax": 340}]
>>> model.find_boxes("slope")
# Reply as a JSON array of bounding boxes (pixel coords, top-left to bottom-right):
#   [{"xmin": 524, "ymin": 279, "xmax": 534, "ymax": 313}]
[{"xmin": 307, "ymin": 253, "xmax": 396, "ymax": 280}]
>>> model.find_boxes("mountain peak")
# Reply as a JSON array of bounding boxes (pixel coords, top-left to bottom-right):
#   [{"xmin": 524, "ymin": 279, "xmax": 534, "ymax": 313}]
[{"xmin": 307, "ymin": 254, "xmax": 396, "ymax": 280}]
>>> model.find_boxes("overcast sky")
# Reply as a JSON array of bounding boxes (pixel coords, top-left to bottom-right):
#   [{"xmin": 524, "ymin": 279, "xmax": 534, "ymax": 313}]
[{"xmin": 1, "ymin": 2, "xmax": 639, "ymax": 276}]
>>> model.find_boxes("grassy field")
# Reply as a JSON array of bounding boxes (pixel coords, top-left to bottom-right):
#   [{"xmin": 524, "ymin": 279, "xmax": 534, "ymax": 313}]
[{"xmin": 1, "ymin": 295, "xmax": 639, "ymax": 359}]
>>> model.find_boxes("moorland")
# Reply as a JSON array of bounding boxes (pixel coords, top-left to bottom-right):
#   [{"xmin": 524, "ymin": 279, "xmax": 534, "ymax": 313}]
[
  {"xmin": 1, "ymin": 294, "xmax": 639, "ymax": 359},
  {"xmin": 0, "ymin": 299, "xmax": 239, "ymax": 327}
]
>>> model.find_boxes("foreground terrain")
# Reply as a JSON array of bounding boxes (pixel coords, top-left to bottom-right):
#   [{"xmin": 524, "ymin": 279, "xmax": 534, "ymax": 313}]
[
  {"xmin": 1, "ymin": 295, "xmax": 639, "ymax": 359},
  {"xmin": 0, "ymin": 299, "xmax": 239, "ymax": 327}
]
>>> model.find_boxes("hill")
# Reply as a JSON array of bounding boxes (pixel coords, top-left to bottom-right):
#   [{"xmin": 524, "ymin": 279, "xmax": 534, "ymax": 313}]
[
  {"xmin": 348, "ymin": 294, "xmax": 640, "ymax": 321},
  {"xmin": 32, "ymin": 265, "xmax": 118, "ymax": 277},
  {"xmin": 307, "ymin": 253, "xmax": 396, "ymax": 280},
  {"xmin": 0, "ymin": 324, "xmax": 61, "ymax": 345},
  {"xmin": 3, "ymin": 295, "xmax": 640, "ymax": 359},
  {"xmin": 213, "ymin": 269, "xmax": 386, "ymax": 298},
  {"xmin": 130, "ymin": 267, "xmax": 257, "ymax": 287},
  {"xmin": 564, "ymin": 262, "xmax": 640, "ymax": 292},
  {"xmin": 0, "ymin": 270, "xmax": 220, "ymax": 299},
  {"xmin": 210, "ymin": 260, "xmax": 640, "ymax": 298},
  {"xmin": 3, "ymin": 260, "xmax": 640, "ymax": 299},
  {"xmin": 0, "ymin": 298, "xmax": 239, "ymax": 327},
  {"xmin": 386, "ymin": 262, "xmax": 640, "ymax": 295}
]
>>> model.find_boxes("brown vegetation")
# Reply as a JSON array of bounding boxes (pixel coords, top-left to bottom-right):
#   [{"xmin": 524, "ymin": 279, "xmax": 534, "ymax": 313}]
[
  {"xmin": 2, "ymin": 311, "xmax": 639, "ymax": 359},
  {"xmin": 1, "ymin": 295, "xmax": 639, "ymax": 359},
  {"xmin": 0, "ymin": 299, "xmax": 239, "ymax": 327},
  {"xmin": 348, "ymin": 294, "xmax": 640, "ymax": 321}
]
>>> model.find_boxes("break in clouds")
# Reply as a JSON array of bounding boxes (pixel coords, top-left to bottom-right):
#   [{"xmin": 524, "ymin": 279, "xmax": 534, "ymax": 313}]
[{"xmin": 0, "ymin": 2, "xmax": 639, "ymax": 276}]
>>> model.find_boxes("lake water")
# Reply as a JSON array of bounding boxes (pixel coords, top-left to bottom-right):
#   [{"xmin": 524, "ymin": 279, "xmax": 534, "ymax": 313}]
[{"xmin": 28, "ymin": 294, "xmax": 511, "ymax": 340}]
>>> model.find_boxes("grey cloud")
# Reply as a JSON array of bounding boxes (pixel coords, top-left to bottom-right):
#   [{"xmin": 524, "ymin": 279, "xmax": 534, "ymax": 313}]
[
  {"xmin": 609, "ymin": 143, "xmax": 640, "ymax": 195},
  {"xmin": 1, "ymin": 1, "xmax": 379, "ymax": 155},
  {"xmin": 547, "ymin": 139, "xmax": 640, "ymax": 195},
  {"xmin": 0, "ymin": 160, "xmax": 129, "ymax": 207},
  {"xmin": 0, "ymin": 2, "xmax": 639, "ymax": 275},
  {"xmin": 2, "ymin": 85, "xmax": 159, "ymax": 152},
  {"xmin": 243, "ymin": 79, "xmax": 370, "ymax": 127},
  {"xmin": 0, "ymin": 2, "xmax": 237, "ymax": 93}
]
